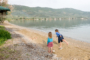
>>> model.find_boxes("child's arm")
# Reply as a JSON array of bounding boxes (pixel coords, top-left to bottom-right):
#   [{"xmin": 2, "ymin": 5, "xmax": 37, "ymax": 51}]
[{"xmin": 59, "ymin": 34, "xmax": 62, "ymax": 37}]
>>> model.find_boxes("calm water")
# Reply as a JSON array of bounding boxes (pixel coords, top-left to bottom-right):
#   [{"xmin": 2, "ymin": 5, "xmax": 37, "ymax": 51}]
[{"xmin": 10, "ymin": 19, "xmax": 90, "ymax": 43}]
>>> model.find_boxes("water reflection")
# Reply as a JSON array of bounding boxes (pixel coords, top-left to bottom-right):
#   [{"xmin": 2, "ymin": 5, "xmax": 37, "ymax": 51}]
[{"xmin": 11, "ymin": 19, "xmax": 90, "ymax": 29}]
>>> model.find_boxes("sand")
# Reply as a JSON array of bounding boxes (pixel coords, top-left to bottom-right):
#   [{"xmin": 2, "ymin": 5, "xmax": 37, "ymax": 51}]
[{"xmin": 3, "ymin": 21, "xmax": 90, "ymax": 60}]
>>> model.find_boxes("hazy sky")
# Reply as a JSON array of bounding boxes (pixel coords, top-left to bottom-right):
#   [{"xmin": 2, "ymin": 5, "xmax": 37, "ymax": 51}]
[{"xmin": 8, "ymin": 0, "xmax": 90, "ymax": 12}]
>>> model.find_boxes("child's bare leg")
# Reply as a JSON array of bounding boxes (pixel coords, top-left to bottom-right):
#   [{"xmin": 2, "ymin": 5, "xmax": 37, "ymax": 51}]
[
  {"xmin": 50, "ymin": 47, "xmax": 52, "ymax": 53},
  {"xmin": 59, "ymin": 42, "xmax": 62, "ymax": 48},
  {"xmin": 48, "ymin": 47, "xmax": 50, "ymax": 53},
  {"xmin": 63, "ymin": 39, "xmax": 68, "ymax": 45}
]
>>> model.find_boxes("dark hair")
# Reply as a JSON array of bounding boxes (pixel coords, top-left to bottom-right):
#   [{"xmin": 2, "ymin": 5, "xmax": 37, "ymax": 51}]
[
  {"xmin": 55, "ymin": 29, "xmax": 58, "ymax": 32},
  {"xmin": 48, "ymin": 32, "xmax": 52, "ymax": 38}
]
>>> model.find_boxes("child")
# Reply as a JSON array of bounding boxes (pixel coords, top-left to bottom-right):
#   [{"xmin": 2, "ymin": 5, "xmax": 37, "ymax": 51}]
[
  {"xmin": 47, "ymin": 32, "xmax": 53, "ymax": 53},
  {"xmin": 55, "ymin": 29, "xmax": 68, "ymax": 49}
]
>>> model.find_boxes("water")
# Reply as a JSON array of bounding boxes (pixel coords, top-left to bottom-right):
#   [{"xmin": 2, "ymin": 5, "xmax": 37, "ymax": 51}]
[{"xmin": 10, "ymin": 19, "xmax": 90, "ymax": 43}]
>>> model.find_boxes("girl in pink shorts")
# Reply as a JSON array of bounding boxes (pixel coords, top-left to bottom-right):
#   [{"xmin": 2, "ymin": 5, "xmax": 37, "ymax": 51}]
[{"xmin": 47, "ymin": 32, "xmax": 53, "ymax": 53}]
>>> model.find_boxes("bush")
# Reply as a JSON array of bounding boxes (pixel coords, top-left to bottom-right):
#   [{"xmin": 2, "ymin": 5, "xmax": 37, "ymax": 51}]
[
  {"xmin": 0, "ymin": 26, "xmax": 11, "ymax": 45},
  {"xmin": 0, "ymin": 29, "xmax": 11, "ymax": 39}
]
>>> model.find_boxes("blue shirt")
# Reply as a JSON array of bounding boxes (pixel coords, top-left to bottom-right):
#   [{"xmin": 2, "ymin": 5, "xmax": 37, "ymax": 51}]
[
  {"xmin": 56, "ymin": 32, "xmax": 61, "ymax": 37},
  {"xmin": 47, "ymin": 37, "xmax": 53, "ymax": 44}
]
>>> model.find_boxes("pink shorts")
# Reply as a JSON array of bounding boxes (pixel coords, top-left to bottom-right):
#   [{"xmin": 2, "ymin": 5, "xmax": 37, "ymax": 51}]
[{"xmin": 47, "ymin": 42, "xmax": 53, "ymax": 47}]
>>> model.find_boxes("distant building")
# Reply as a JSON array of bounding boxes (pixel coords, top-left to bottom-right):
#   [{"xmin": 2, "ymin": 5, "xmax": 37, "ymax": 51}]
[{"xmin": 0, "ymin": 6, "xmax": 10, "ymax": 23}]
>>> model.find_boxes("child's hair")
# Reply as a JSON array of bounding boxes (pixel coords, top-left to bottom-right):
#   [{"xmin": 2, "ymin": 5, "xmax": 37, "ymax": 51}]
[
  {"xmin": 55, "ymin": 29, "xmax": 58, "ymax": 32},
  {"xmin": 48, "ymin": 32, "xmax": 52, "ymax": 38}
]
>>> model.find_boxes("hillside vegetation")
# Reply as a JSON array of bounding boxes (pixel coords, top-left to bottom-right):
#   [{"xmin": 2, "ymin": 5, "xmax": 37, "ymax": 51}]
[
  {"xmin": 11, "ymin": 5, "xmax": 90, "ymax": 18},
  {"xmin": 0, "ymin": 25, "xmax": 11, "ymax": 45}
]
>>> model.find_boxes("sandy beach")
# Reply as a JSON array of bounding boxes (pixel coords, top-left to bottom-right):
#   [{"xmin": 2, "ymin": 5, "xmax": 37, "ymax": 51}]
[{"xmin": 2, "ymin": 21, "xmax": 90, "ymax": 60}]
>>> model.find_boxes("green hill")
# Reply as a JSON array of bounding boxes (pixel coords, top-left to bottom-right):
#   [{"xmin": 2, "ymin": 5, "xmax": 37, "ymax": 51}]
[{"xmin": 11, "ymin": 5, "xmax": 90, "ymax": 18}]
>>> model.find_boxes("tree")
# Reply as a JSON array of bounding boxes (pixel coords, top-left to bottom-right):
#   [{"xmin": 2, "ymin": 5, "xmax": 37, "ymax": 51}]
[{"xmin": 0, "ymin": 0, "xmax": 8, "ymax": 6}]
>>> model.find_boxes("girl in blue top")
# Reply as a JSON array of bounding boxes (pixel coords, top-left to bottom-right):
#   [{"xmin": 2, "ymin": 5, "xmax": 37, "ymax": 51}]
[
  {"xmin": 47, "ymin": 32, "xmax": 53, "ymax": 53},
  {"xmin": 55, "ymin": 29, "xmax": 68, "ymax": 49}
]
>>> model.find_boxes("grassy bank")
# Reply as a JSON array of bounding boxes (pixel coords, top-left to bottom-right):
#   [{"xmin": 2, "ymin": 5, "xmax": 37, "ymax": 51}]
[{"xmin": 0, "ymin": 25, "xmax": 11, "ymax": 45}]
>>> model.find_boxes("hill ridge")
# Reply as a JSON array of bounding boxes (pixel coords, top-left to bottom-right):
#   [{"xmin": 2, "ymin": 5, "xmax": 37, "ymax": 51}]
[{"xmin": 11, "ymin": 5, "xmax": 90, "ymax": 18}]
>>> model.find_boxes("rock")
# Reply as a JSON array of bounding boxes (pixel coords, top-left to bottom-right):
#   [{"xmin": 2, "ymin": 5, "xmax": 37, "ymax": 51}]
[{"xmin": 52, "ymin": 50, "xmax": 55, "ymax": 53}]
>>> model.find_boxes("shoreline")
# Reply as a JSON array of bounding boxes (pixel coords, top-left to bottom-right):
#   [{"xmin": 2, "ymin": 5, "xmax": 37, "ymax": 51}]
[
  {"xmin": 3, "ymin": 21, "xmax": 90, "ymax": 60},
  {"xmin": 11, "ymin": 23, "xmax": 90, "ymax": 43},
  {"xmin": 28, "ymin": 27, "xmax": 90, "ymax": 44},
  {"xmin": 10, "ymin": 21, "xmax": 90, "ymax": 44}
]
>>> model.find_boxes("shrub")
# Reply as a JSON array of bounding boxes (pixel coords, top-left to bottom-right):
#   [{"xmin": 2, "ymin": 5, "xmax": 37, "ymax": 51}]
[
  {"xmin": 0, "ymin": 29, "xmax": 11, "ymax": 39},
  {"xmin": 0, "ymin": 26, "xmax": 11, "ymax": 45}
]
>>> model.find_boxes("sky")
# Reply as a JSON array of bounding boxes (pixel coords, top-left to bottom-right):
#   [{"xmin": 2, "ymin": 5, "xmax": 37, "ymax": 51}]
[{"xmin": 8, "ymin": 0, "xmax": 90, "ymax": 12}]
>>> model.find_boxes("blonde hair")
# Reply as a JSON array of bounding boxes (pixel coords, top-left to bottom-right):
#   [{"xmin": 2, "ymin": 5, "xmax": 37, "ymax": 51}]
[{"xmin": 48, "ymin": 32, "xmax": 52, "ymax": 38}]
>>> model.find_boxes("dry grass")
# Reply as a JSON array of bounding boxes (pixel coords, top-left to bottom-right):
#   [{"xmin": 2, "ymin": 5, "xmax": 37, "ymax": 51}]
[{"xmin": 0, "ymin": 45, "xmax": 21, "ymax": 60}]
